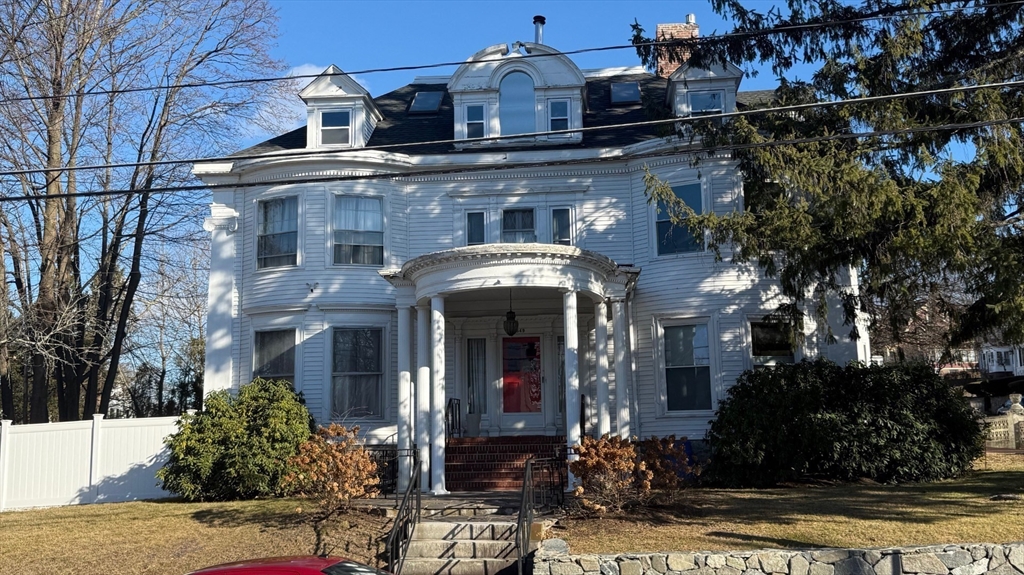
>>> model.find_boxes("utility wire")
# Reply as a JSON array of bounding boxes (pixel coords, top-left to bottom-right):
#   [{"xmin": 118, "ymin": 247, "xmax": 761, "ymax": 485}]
[
  {"xmin": 1, "ymin": 78, "xmax": 1022, "ymax": 178},
  {"xmin": 1, "ymin": 115, "xmax": 1019, "ymax": 203},
  {"xmin": 1, "ymin": 0, "xmax": 1021, "ymax": 105}
]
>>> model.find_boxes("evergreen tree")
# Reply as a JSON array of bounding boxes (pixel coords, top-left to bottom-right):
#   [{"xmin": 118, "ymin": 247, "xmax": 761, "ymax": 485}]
[{"xmin": 633, "ymin": 1, "xmax": 1024, "ymax": 346}]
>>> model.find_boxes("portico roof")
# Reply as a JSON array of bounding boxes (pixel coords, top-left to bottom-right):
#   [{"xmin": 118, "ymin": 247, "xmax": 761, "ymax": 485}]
[{"xmin": 379, "ymin": 244, "xmax": 639, "ymax": 303}]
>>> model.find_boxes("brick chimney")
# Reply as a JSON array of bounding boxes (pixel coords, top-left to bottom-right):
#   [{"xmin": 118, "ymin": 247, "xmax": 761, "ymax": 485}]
[{"xmin": 656, "ymin": 16, "xmax": 699, "ymax": 78}]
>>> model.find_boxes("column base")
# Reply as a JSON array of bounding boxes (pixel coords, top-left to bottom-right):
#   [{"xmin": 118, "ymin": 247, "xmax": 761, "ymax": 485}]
[{"xmin": 429, "ymin": 487, "xmax": 451, "ymax": 496}]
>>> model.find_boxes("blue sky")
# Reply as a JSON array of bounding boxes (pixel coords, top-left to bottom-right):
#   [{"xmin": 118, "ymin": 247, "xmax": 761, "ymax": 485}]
[{"xmin": 269, "ymin": 0, "xmax": 788, "ymax": 98}]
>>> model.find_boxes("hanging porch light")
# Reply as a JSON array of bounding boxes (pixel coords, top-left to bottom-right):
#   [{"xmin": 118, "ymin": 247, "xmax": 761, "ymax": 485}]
[{"xmin": 503, "ymin": 289, "xmax": 519, "ymax": 336}]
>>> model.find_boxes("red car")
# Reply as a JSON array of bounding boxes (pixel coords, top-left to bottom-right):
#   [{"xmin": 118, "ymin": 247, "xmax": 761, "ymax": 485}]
[{"xmin": 188, "ymin": 556, "xmax": 387, "ymax": 575}]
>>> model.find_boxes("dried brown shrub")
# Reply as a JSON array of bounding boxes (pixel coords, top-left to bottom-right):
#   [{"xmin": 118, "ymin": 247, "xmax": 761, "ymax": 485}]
[
  {"xmin": 569, "ymin": 434, "xmax": 652, "ymax": 514},
  {"xmin": 638, "ymin": 435, "xmax": 698, "ymax": 489},
  {"xmin": 284, "ymin": 424, "xmax": 380, "ymax": 554}
]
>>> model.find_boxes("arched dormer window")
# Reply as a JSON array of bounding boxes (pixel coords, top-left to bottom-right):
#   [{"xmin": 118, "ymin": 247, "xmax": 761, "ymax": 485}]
[{"xmin": 499, "ymin": 72, "xmax": 536, "ymax": 135}]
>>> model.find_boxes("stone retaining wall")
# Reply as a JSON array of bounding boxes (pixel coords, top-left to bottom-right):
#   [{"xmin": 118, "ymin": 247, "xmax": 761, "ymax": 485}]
[{"xmin": 533, "ymin": 540, "xmax": 1024, "ymax": 575}]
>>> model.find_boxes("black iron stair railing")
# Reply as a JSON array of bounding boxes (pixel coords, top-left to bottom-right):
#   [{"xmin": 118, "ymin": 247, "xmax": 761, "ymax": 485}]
[
  {"xmin": 445, "ymin": 397, "xmax": 462, "ymax": 439},
  {"xmin": 385, "ymin": 448, "xmax": 420, "ymax": 575},
  {"xmin": 516, "ymin": 456, "xmax": 566, "ymax": 575}
]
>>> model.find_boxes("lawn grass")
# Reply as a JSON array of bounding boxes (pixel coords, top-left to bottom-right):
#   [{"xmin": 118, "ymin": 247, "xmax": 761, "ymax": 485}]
[
  {"xmin": 554, "ymin": 453, "xmax": 1024, "ymax": 554},
  {"xmin": 0, "ymin": 497, "xmax": 389, "ymax": 575},
  {"xmin": 3, "ymin": 455, "xmax": 1022, "ymax": 574}
]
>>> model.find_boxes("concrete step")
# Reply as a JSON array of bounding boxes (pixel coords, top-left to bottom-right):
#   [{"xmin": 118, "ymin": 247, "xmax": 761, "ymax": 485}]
[
  {"xmin": 400, "ymin": 558, "xmax": 518, "ymax": 575},
  {"xmin": 413, "ymin": 521, "xmax": 517, "ymax": 541},
  {"xmin": 406, "ymin": 539, "xmax": 516, "ymax": 559}
]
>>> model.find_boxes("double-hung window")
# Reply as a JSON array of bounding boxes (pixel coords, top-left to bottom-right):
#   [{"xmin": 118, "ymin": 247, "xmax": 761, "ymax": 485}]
[
  {"xmin": 656, "ymin": 183, "xmax": 702, "ymax": 255},
  {"xmin": 548, "ymin": 100, "xmax": 569, "ymax": 133},
  {"xmin": 332, "ymin": 328, "xmax": 383, "ymax": 418},
  {"xmin": 334, "ymin": 196, "xmax": 384, "ymax": 266},
  {"xmin": 551, "ymin": 208, "xmax": 572, "ymax": 246},
  {"xmin": 502, "ymin": 209, "xmax": 536, "ymax": 243},
  {"xmin": 257, "ymin": 197, "xmax": 298, "ymax": 269},
  {"xmin": 321, "ymin": 110, "xmax": 351, "ymax": 146},
  {"xmin": 254, "ymin": 329, "xmax": 296, "ymax": 383},
  {"xmin": 688, "ymin": 91, "xmax": 724, "ymax": 117},
  {"xmin": 466, "ymin": 105, "xmax": 485, "ymax": 139},
  {"xmin": 663, "ymin": 323, "xmax": 712, "ymax": 411},
  {"xmin": 751, "ymin": 322, "xmax": 795, "ymax": 368}
]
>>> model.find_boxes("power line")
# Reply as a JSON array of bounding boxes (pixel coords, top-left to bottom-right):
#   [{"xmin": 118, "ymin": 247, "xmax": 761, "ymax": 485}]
[
  {"xmin": 0, "ymin": 0, "xmax": 1020, "ymax": 105},
  {"xmin": 2, "ymin": 77, "xmax": 1022, "ymax": 178},
  {"xmin": 1, "ymin": 115, "xmax": 1019, "ymax": 203}
]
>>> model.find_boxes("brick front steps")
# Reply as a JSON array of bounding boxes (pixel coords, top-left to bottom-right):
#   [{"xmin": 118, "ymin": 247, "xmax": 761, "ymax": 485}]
[{"xmin": 445, "ymin": 435, "xmax": 565, "ymax": 492}]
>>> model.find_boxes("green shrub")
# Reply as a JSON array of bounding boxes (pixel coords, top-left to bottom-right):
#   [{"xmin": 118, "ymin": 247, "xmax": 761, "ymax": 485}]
[
  {"xmin": 157, "ymin": 378, "xmax": 313, "ymax": 501},
  {"xmin": 705, "ymin": 359, "xmax": 985, "ymax": 487}
]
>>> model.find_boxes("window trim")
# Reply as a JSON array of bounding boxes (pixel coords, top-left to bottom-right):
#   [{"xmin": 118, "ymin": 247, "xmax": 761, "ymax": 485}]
[
  {"xmin": 255, "ymin": 194, "xmax": 301, "ymax": 271},
  {"xmin": 550, "ymin": 206, "xmax": 573, "ymax": 246},
  {"xmin": 319, "ymin": 108, "xmax": 353, "ymax": 147},
  {"xmin": 651, "ymin": 180, "xmax": 707, "ymax": 258},
  {"xmin": 547, "ymin": 98, "xmax": 570, "ymax": 136},
  {"xmin": 686, "ymin": 89, "xmax": 726, "ymax": 117},
  {"xmin": 252, "ymin": 328, "xmax": 298, "ymax": 384},
  {"xmin": 328, "ymin": 322, "xmax": 389, "ymax": 422},
  {"xmin": 501, "ymin": 208, "xmax": 537, "ymax": 243},
  {"xmin": 329, "ymin": 193, "xmax": 387, "ymax": 268},
  {"xmin": 466, "ymin": 211, "xmax": 486, "ymax": 246},
  {"xmin": 747, "ymin": 318, "xmax": 798, "ymax": 369},
  {"xmin": 249, "ymin": 314, "xmax": 304, "ymax": 393},
  {"xmin": 653, "ymin": 314, "xmax": 719, "ymax": 417},
  {"xmin": 464, "ymin": 103, "xmax": 487, "ymax": 139}
]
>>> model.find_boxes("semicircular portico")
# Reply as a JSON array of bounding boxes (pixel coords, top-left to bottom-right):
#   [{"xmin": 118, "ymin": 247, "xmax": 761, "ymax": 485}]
[{"xmin": 391, "ymin": 244, "xmax": 623, "ymax": 303}]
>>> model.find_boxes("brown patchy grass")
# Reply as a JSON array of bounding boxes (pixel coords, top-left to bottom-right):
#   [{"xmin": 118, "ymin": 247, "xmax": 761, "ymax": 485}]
[
  {"xmin": 0, "ymin": 498, "xmax": 389, "ymax": 575},
  {"xmin": 555, "ymin": 453, "xmax": 1024, "ymax": 553}
]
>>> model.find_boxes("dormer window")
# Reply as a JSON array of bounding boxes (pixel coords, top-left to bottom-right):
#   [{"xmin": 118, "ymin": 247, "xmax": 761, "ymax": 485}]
[
  {"xmin": 321, "ymin": 110, "xmax": 351, "ymax": 146},
  {"xmin": 466, "ymin": 105, "xmax": 485, "ymax": 138},
  {"xmin": 611, "ymin": 81, "xmax": 641, "ymax": 105},
  {"xmin": 688, "ymin": 91, "xmax": 724, "ymax": 117},
  {"xmin": 499, "ymin": 72, "xmax": 536, "ymax": 136},
  {"xmin": 548, "ymin": 100, "xmax": 569, "ymax": 133}
]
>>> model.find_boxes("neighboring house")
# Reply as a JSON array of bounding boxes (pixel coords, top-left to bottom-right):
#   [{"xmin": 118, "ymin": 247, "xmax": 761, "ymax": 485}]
[
  {"xmin": 194, "ymin": 17, "xmax": 869, "ymax": 493},
  {"xmin": 871, "ymin": 302, "xmax": 978, "ymax": 376},
  {"xmin": 980, "ymin": 343, "xmax": 1024, "ymax": 377}
]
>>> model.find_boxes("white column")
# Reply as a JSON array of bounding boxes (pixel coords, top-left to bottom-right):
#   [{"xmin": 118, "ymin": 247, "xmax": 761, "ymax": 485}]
[
  {"xmin": 396, "ymin": 305, "xmax": 413, "ymax": 492},
  {"xmin": 594, "ymin": 300, "xmax": 611, "ymax": 438},
  {"xmin": 202, "ymin": 199, "xmax": 237, "ymax": 393},
  {"xmin": 430, "ymin": 295, "xmax": 449, "ymax": 495},
  {"xmin": 542, "ymin": 328, "xmax": 557, "ymax": 435},
  {"xmin": 415, "ymin": 305, "xmax": 430, "ymax": 492},
  {"xmin": 563, "ymin": 290, "xmax": 580, "ymax": 488},
  {"xmin": 612, "ymin": 298, "xmax": 630, "ymax": 439}
]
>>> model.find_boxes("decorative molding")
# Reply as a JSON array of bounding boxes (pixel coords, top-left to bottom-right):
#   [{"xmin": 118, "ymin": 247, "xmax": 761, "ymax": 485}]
[
  {"xmin": 397, "ymin": 244, "xmax": 620, "ymax": 278},
  {"xmin": 203, "ymin": 216, "xmax": 238, "ymax": 233},
  {"xmin": 315, "ymin": 303, "xmax": 397, "ymax": 313},
  {"xmin": 242, "ymin": 304, "xmax": 311, "ymax": 315}
]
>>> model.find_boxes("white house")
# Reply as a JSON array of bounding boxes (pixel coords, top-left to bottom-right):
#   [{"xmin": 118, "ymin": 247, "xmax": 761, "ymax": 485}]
[
  {"xmin": 194, "ymin": 18, "xmax": 870, "ymax": 494},
  {"xmin": 980, "ymin": 343, "xmax": 1024, "ymax": 376}
]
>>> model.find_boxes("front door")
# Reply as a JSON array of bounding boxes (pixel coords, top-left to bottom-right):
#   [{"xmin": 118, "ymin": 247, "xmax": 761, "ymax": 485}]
[{"xmin": 501, "ymin": 336, "xmax": 544, "ymax": 431}]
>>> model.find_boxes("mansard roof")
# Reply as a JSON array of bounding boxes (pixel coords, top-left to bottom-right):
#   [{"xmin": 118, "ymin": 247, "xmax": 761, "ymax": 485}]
[{"xmin": 234, "ymin": 72, "xmax": 775, "ymax": 158}]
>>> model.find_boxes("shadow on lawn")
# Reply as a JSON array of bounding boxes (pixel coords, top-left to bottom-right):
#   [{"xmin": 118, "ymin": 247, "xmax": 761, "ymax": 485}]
[
  {"xmin": 190, "ymin": 501, "xmax": 306, "ymax": 531},
  {"xmin": 632, "ymin": 469, "xmax": 1024, "ymax": 528},
  {"xmin": 704, "ymin": 531, "xmax": 827, "ymax": 549}
]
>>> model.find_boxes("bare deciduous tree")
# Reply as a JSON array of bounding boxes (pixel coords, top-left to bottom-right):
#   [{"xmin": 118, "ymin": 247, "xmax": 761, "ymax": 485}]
[{"xmin": 0, "ymin": 0, "xmax": 292, "ymax": 422}]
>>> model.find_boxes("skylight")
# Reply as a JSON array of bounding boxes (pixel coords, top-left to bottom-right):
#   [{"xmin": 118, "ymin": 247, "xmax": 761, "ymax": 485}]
[
  {"xmin": 409, "ymin": 91, "xmax": 444, "ymax": 113},
  {"xmin": 610, "ymin": 81, "xmax": 641, "ymax": 104}
]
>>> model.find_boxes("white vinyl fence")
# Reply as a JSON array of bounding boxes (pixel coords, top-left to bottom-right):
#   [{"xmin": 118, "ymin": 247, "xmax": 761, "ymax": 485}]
[{"xmin": 0, "ymin": 415, "xmax": 180, "ymax": 511}]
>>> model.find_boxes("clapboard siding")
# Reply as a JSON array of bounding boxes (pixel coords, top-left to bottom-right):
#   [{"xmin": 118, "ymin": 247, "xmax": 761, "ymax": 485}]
[{"xmin": 208, "ymin": 150, "xmax": 863, "ymax": 443}]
